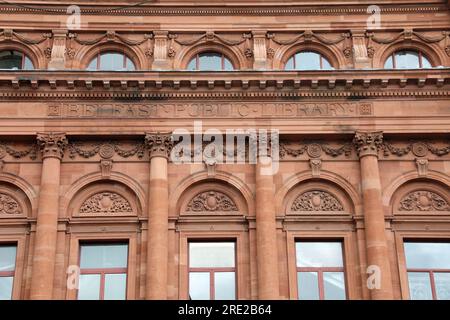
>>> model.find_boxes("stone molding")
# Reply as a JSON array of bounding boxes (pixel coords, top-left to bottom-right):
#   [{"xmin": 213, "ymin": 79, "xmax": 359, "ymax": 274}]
[{"xmin": 36, "ymin": 132, "xmax": 68, "ymax": 160}]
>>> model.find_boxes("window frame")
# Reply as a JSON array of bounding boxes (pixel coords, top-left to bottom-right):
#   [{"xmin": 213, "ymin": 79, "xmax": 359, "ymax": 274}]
[
  {"xmin": 77, "ymin": 241, "xmax": 129, "ymax": 300},
  {"xmin": 286, "ymin": 231, "xmax": 357, "ymax": 300},
  {"xmin": 295, "ymin": 240, "xmax": 347, "ymax": 300},
  {"xmin": 187, "ymin": 52, "xmax": 234, "ymax": 71},
  {"xmin": 0, "ymin": 235, "xmax": 26, "ymax": 300},
  {"xmin": 395, "ymin": 233, "xmax": 450, "ymax": 300},
  {"xmin": 187, "ymin": 240, "xmax": 237, "ymax": 300},
  {"xmin": 88, "ymin": 51, "xmax": 135, "ymax": 71},
  {"xmin": 0, "ymin": 50, "xmax": 33, "ymax": 70},
  {"xmin": 402, "ymin": 239, "xmax": 450, "ymax": 300},
  {"xmin": 285, "ymin": 51, "xmax": 333, "ymax": 71},
  {"xmin": 385, "ymin": 50, "xmax": 432, "ymax": 69},
  {"xmin": 66, "ymin": 233, "xmax": 137, "ymax": 300}
]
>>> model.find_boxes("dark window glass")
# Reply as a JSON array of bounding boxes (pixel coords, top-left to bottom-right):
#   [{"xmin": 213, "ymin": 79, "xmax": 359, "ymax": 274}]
[
  {"xmin": 0, "ymin": 245, "xmax": 17, "ymax": 300},
  {"xmin": 187, "ymin": 52, "xmax": 234, "ymax": 71},
  {"xmin": 384, "ymin": 50, "xmax": 432, "ymax": 69},
  {"xmin": 189, "ymin": 242, "xmax": 236, "ymax": 300},
  {"xmin": 285, "ymin": 51, "xmax": 333, "ymax": 71},
  {"xmin": 87, "ymin": 52, "xmax": 135, "ymax": 71},
  {"xmin": 0, "ymin": 51, "xmax": 34, "ymax": 70},
  {"xmin": 78, "ymin": 243, "xmax": 128, "ymax": 300},
  {"xmin": 296, "ymin": 241, "xmax": 346, "ymax": 300},
  {"xmin": 405, "ymin": 242, "xmax": 450, "ymax": 300}
]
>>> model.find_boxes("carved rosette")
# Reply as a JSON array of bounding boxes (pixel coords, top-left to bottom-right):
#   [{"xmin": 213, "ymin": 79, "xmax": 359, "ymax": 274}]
[
  {"xmin": 353, "ymin": 131, "xmax": 383, "ymax": 157},
  {"xmin": 399, "ymin": 191, "xmax": 449, "ymax": 212},
  {"xmin": 79, "ymin": 192, "xmax": 133, "ymax": 216},
  {"xmin": 0, "ymin": 193, "xmax": 22, "ymax": 215},
  {"xmin": 37, "ymin": 132, "xmax": 68, "ymax": 159},
  {"xmin": 291, "ymin": 191, "xmax": 344, "ymax": 212},
  {"xmin": 186, "ymin": 191, "xmax": 239, "ymax": 213},
  {"xmin": 145, "ymin": 133, "xmax": 174, "ymax": 159}
]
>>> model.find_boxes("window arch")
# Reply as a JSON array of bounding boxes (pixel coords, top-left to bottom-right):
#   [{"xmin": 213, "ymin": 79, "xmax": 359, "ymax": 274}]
[
  {"xmin": 87, "ymin": 51, "xmax": 136, "ymax": 71},
  {"xmin": 384, "ymin": 50, "xmax": 432, "ymax": 69},
  {"xmin": 0, "ymin": 50, "xmax": 34, "ymax": 70},
  {"xmin": 187, "ymin": 52, "xmax": 234, "ymax": 71},
  {"xmin": 285, "ymin": 51, "xmax": 334, "ymax": 71}
]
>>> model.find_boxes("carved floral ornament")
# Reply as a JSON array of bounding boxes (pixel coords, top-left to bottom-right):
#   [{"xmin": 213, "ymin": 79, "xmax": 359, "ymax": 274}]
[
  {"xmin": 36, "ymin": 132, "xmax": 68, "ymax": 159},
  {"xmin": 78, "ymin": 192, "xmax": 134, "ymax": 216},
  {"xmin": 185, "ymin": 191, "xmax": 239, "ymax": 214},
  {"xmin": 145, "ymin": 133, "xmax": 174, "ymax": 159},
  {"xmin": 291, "ymin": 190, "xmax": 344, "ymax": 212},
  {"xmin": 0, "ymin": 192, "xmax": 22, "ymax": 215},
  {"xmin": 398, "ymin": 191, "xmax": 449, "ymax": 212}
]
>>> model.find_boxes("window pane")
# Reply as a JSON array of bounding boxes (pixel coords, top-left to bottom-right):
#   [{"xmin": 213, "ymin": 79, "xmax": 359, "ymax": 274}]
[
  {"xmin": 104, "ymin": 273, "xmax": 127, "ymax": 300},
  {"xmin": 408, "ymin": 272, "xmax": 433, "ymax": 300},
  {"xmin": 125, "ymin": 57, "xmax": 135, "ymax": 71},
  {"xmin": 421, "ymin": 56, "xmax": 432, "ymax": 68},
  {"xmin": 404, "ymin": 242, "xmax": 450, "ymax": 269},
  {"xmin": 87, "ymin": 57, "xmax": 97, "ymax": 70},
  {"xmin": 323, "ymin": 272, "xmax": 346, "ymax": 300},
  {"xmin": 297, "ymin": 272, "xmax": 319, "ymax": 300},
  {"xmin": 189, "ymin": 272, "xmax": 210, "ymax": 300},
  {"xmin": 285, "ymin": 57, "xmax": 295, "ymax": 70},
  {"xmin": 296, "ymin": 242, "xmax": 343, "ymax": 267},
  {"xmin": 78, "ymin": 274, "xmax": 101, "ymax": 300},
  {"xmin": 80, "ymin": 244, "xmax": 128, "ymax": 269},
  {"xmin": 187, "ymin": 58, "xmax": 197, "ymax": 71},
  {"xmin": 100, "ymin": 53, "xmax": 123, "ymax": 71},
  {"xmin": 0, "ymin": 277, "xmax": 14, "ymax": 300},
  {"xmin": 0, "ymin": 246, "xmax": 16, "ymax": 272},
  {"xmin": 199, "ymin": 53, "xmax": 222, "ymax": 71},
  {"xmin": 189, "ymin": 242, "xmax": 235, "ymax": 268},
  {"xmin": 223, "ymin": 58, "xmax": 233, "ymax": 71},
  {"xmin": 214, "ymin": 272, "xmax": 235, "ymax": 300},
  {"xmin": 435, "ymin": 273, "xmax": 450, "ymax": 300},
  {"xmin": 384, "ymin": 56, "xmax": 393, "ymax": 68},
  {"xmin": 298, "ymin": 51, "xmax": 321, "ymax": 70},
  {"xmin": 395, "ymin": 51, "xmax": 420, "ymax": 69},
  {"xmin": 0, "ymin": 51, "xmax": 23, "ymax": 70},
  {"xmin": 23, "ymin": 56, "xmax": 34, "ymax": 70}
]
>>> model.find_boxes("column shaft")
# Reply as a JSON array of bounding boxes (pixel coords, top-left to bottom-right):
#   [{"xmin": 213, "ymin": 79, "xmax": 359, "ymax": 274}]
[{"xmin": 255, "ymin": 156, "xmax": 280, "ymax": 299}]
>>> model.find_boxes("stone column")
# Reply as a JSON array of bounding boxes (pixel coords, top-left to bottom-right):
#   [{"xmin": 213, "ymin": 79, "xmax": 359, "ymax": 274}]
[
  {"xmin": 353, "ymin": 131, "xmax": 394, "ymax": 300},
  {"xmin": 254, "ymin": 135, "xmax": 279, "ymax": 299},
  {"xmin": 145, "ymin": 133, "xmax": 173, "ymax": 300},
  {"xmin": 30, "ymin": 133, "xmax": 68, "ymax": 300}
]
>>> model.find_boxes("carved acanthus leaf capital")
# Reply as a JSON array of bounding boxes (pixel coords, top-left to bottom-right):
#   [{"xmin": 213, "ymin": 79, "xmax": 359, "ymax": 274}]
[
  {"xmin": 37, "ymin": 132, "xmax": 68, "ymax": 159},
  {"xmin": 353, "ymin": 131, "xmax": 383, "ymax": 157},
  {"xmin": 145, "ymin": 132, "xmax": 174, "ymax": 159}
]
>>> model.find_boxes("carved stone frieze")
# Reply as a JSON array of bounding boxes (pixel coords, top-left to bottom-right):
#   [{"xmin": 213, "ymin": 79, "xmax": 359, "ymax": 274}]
[
  {"xmin": 398, "ymin": 191, "xmax": 449, "ymax": 212},
  {"xmin": 145, "ymin": 133, "xmax": 174, "ymax": 159},
  {"xmin": 280, "ymin": 142, "xmax": 352, "ymax": 159},
  {"xmin": 0, "ymin": 143, "xmax": 37, "ymax": 160},
  {"xmin": 291, "ymin": 191, "xmax": 344, "ymax": 212},
  {"xmin": 382, "ymin": 141, "xmax": 450, "ymax": 157},
  {"xmin": 68, "ymin": 141, "xmax": 145, "ymax": 159},
  {"xmin": 0, "ymin": 193, "xmax": 22, "ymax": 215},
  {"xmin": 353, "ymin": 131, "xmax": 383, "ymax": 157},
  {"xmin": 78, "ymin": 192, "xmax": 133, "ymax": 215},
  {"xmin": 185, "ymin": 191, "xmax": 239, "ymax": 213}
]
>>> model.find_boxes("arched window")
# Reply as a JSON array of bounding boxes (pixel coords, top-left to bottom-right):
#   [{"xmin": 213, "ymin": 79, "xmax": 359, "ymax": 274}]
[
  {"xmin": 187, "ymin": 52, "xmax": 234, "ymax": 71},
  {"xmin": 87, "ymin": 52, "xmax": 135, "ymax": 71},
  {"xmin": 384, "ymin": 50, "xmax": 432, "ymax": 69},
  {"xmin": 285, "ymin": 51, "xmax": 333, "ymax": 70},
  {"xmin": 0, "ymin": 50, "xmax": 34, "ymax": 70}
]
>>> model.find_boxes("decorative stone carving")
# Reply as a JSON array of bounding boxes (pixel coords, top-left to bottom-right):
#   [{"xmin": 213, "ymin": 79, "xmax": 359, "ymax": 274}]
[
  {"xmin": 307, "ymin": 144, "xmax": 322, "ymax": 158},
  {"xmin": 412, "ymin": 142, "xmax": 429, "ymax": 157},
  {"xmin": 0, "ymin": 143, "xmax": 37, "ymax": 160},
  {"xmin": 48, "ymin": 30, "xmax": 67, "ymax": 70},
  {"xmin": 145, "ymin": 133, "xmax": 174, "ymax": 159},
  {"xmin": 353, "ymin": 131, "xmax": 383, "ymax": 157},
  {"xmin": 79, "ymin": 192, "xmax": 133, "ymax": 215},
  {"xmin": 415, "ymin": 158, "xmax": 429, "ymax": 177},
  {"xmin": 186, "ymin": 191, "xmax": 238, "ymax": 213},
  {"xmin": 99, "ymin": 143, "xmax": 115, "ymax": 159},
  {"xmin": 36, "ymin": 132, "xmax": 68, "ymax": 159},
  {"xmin": 100, "ymin": 159, "xmax": 113, "ymax": 178},
  {"xmin": 0, "ymin": 145, "xmax": 5, "ymax": 159},
  {"xmin": 0, "ymin": 193, "xmax": 22, "ymax": 215},
  {"xmin": 291, "ymin": 191, "xmax": 344, "ymax": 212},
  {"xmin": 399, "ymin": 191, "xmax": 449, "ymax": 212},
  {"xmin": 68, "ymin": 141, "xmax": 145, "ymax": 159},
  {"xmin": 382, "ymin": 142, "xmax": 450, "ymax": 157},
  {"xmin": 310, "ymin": 159, "xmax": 322, "ymax": 177}
]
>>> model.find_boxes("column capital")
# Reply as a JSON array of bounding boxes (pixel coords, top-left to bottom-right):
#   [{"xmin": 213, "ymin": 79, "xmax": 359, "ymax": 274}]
[
  {"xmin": 145, "ymin": 132, "xmax": 173, "ymax": 159},
  {"xmin": 353, "ymin": 131, "xmax": 383, "ymax": 158},
  {"xmin": 36, "ymin": 132, "xmax": 68, "ymax": 160}
]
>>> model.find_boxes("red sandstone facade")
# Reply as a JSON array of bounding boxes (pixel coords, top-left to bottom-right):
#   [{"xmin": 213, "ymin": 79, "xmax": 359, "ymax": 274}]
[{"xmin": 0, "ymin": 0, "xmax": 449, "ymax": 300}]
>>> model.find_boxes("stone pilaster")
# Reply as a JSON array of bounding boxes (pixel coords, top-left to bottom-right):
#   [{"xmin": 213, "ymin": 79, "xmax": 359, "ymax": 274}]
[
  {"xmin": 151, "ymin": 31, "xmax": 171, "ymax": 70},
  {"xmin": 30, "ymin": 132, "xmax": 67, "ymax": 299},
  {"xmin": 252, "ymin": 31, "xmax": 268, "ymax": 70},
  {"xmin": 353, "ymin": 131, "xmax": 394, "ymax": 300},
  {"xmin": 351, "ymin": 30, "xmax": 371, "ymax": 69},
  {"xmin": 254, "ymin": 135, "xmax": 280, "ymax": 299},
  {"xmin": 48, "ymin": 30, "xmax": 67, "ymax": 70},
  {"xmin": 144, "ymin": 132, "xmax": 173, "ymax": 299}
]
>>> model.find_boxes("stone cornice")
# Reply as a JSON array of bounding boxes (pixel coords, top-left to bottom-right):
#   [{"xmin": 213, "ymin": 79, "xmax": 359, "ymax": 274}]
[
  {"xmin": 0, "ymin": 69, "xmax": 449, "ymax": 99},
  {"xmin": 0, "ymin": 3, "xmax": 447, "ymax": 16}
]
